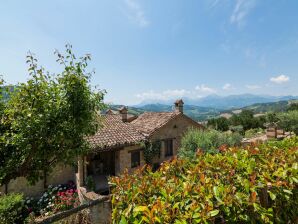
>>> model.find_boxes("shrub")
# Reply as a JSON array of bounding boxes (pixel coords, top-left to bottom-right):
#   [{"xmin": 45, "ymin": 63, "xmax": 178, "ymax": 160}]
[
  {"xmin": 111, "ymin": 137, "xmax": 298, "ymax": 223},
  {"xmin": 277, "ymin": 110, "xmax": 298, "ymax": 135},
  {"xmin": 245, "ymin": 128, "xmax": 265, "ymax": 138},
  {"xmin": 37, "ymin": 181, "xmax": 79, "ymax": 216},
  {"xmin": 0, "ymin": 193, "xmax": 27, "ymax": 224},
  {"xmin": 178, "ymin": 129, "xmax": 242, "ymax": 158}
]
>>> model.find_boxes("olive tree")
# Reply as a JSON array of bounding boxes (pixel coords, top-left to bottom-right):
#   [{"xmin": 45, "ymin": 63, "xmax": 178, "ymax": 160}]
[
  {"xmin": 0, "ymin": 45, "xmax": 105, "ymax": 186},
  {"xmin": 277, "ymin": 111, "xmax": 298, "ymax": 135}
]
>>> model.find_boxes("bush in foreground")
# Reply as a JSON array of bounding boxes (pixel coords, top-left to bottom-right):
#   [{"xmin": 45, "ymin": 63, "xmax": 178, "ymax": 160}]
[
  {"xmin": 0, "ymin": 193, "xmax": 27, "ymax": 224},
  {"xmin": 111, "ymin": 137, "xmax": 298, "ymax": 223}
]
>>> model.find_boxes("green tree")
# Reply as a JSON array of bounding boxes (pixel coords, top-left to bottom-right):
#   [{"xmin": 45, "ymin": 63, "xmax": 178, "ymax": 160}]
[
  {"xmin": 287, "ymin": 103, "xmax": 298, "ymax": 111},
  {"xmin": 207, "ymin": 117, "xmax": 230, "ymax": 131},
  {"xmin": 178, "ymin": 129, "xmax": 242, "ymax": 159},
  {"xmin": 277, "ymin": 111, "xmax": 298, "ymax": 135},
  {"xmin": 0, "ymin": 45, "xmax": 105, "ymax": 186},
  {"xmin": 230, "ymin": 110, "xmax": 265, "ymax": 131}
]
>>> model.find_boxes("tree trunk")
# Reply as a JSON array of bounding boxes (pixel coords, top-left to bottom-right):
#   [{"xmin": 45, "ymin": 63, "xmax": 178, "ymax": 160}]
[{"xmin": 43, "ymin": 169, "xmax": 47, "ymax": 189}]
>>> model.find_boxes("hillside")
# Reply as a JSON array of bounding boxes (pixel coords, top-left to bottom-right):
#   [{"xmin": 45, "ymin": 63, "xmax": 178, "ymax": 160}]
[
  {"xmin": 109, "ymin": 104, "xmax": 221, "ymax": 121},
  {"xmin": 136, "ymin": 94, "xmax": 298, "ymax": 109},
  {"xmin": 222, "ymin": 99, "xmax": 298, "ymax": 114}
]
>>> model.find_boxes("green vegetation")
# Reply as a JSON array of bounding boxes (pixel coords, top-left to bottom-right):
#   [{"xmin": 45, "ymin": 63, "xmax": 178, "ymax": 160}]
[
  {"xmin": 207, "ymin": 117, "xmax": 229, "ymax": 131},
  {"xmin": 208, "ymin": 110, "xmax": 266, "ymax": 135},
  {"xmin": 277, "ymin": 110, "xmax": 298, "ymax": 135},
  {"xmin": 0, "ymin": 45, "xmax": 105, "ymax": 186},
  {"xmin": 287, "ymin": 103, "xmax": 298, "ymax": 111},
  {"xmin": 244, "ymin": 128, "xmax": 265, "ymax": 138},
  {"xmin": 179, "ymin": 129, "xmax": 242, "ymax": 158},
  {"xmin": 0, "ymin": 193, "xmax": 27, "ymax": 224},
  {"xmin": 111, "ymin": 137, "xmax": 298, "ymax": 223},
  {"xmin": 143, "ymin": 141, "xmax": 161, "ymax": 165},
  {"xmin": 241, "ymin": 100, "xmax": 291, "ymax": 113}
]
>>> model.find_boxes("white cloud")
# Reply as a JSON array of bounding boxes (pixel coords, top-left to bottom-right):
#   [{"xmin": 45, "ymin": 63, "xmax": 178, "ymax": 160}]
[
  {"xmin": 270, "ymin": 75, "xmax": 290, "ymax": 84},
  {"xmin": 136, "ymin": 89, "xmax": 190, "ymax": 101},
  {"xmin": 230, "ymin": 0, "xmax": 256, "ymax": 27},
  {"xmin": 195, "ymin": 84, "xmax": 217, "ymax": 94},
  {"xmin": 222, "ymin": 83, "xmax": 234, "ymax": 90},
  {"xmin": 245, "ymin": 84, "xmax": 261, "ymax": 90},
  {"xmin": 124, "ymin": 0, "xmax": 150, "ymax": 27},
  {"xmin": 136, "ymin": 85, "xmax": 217, "ymax": 102}
]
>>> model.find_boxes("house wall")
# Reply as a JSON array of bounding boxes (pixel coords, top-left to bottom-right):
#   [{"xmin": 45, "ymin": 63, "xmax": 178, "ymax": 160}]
[
  {"xmin": 150, "ymin": 114, "xmax": 203, "ymax": 165},
  {"xmin": 0, "ymin": 164, "xmax": 75, "ymax": 197},
  {"xmin": 116, "ymin": 145, "xmax": 145, "ymax": 175}
]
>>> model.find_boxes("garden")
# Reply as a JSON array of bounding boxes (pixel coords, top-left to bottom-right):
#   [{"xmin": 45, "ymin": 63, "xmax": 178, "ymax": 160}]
[
  {"xmin": 0, "ymin": 181, "xmax": 79, "ymax": 224},
  {"xmin": 111, "ymin": 137, "xmax": 298, "ymax": 223}
]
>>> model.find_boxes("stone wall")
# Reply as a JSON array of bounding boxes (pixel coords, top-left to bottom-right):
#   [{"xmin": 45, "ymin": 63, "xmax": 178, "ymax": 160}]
[
  {"xmin": 150, "ymin": 114, "xmax": 203, "ymax": 165},
  {"xmin": 117, "ymin": 144, "xmax": 145, "ymax": 175},
  {"xmin": 0, "ymin": 164, "xmax": 75, "ymax": 197},
  {"xmin": 34, "ymin": 195, "xmax": 111, "ymax": 224}
]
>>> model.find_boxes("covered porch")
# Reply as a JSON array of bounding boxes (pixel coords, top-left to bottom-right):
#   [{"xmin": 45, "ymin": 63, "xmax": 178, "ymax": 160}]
[{"xmin": 77, "ymin": 149, "xmax": 121, "ymax": 193}]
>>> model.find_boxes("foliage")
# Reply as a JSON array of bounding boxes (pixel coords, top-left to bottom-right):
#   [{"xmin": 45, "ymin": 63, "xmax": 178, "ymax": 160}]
[
  {"xmin": 207, "ymin": 117, "xmax": 229, "ymax": 131},
  {"xmin": 266, "ymin": 112, "xmax": 279, "ymax": 123},
  {"xmin": 287, "ymin": 103, "xmax": 298, "ymax": 111},
  {"xmin": 22, "ymin": 181, "xmax": 79, "ymax": 219},
  {"xmin": 0, "ymin": 193, "xmax": 27, "ymax": 224},
  {"xmin": 0, "ymin": 44, "xmax": 105, "ymax": 186},
  {"xmin": 245, "ymin": 128, "xmax": 265, "ymax": 138},
  {"xmin": 230, "ymin": 110, "xmax": 266, "ymax": 132},
  {"xmin": 86, "ymin": 176, "xmax": 96, "ymax": 191},
  {"xmin": 111, "ymin": 137, "xmax": 298, "ymax": 223},
  {"xmin": 143, "ymin": 140, "xmax": 161, "ymax": 164},
  {"xmin": 277, "ymin": 110, "xmax": 298, "ymax": 135},
  {"xmin": 178, "ymin": 129, "xmax": 242, "ymax": 159}
]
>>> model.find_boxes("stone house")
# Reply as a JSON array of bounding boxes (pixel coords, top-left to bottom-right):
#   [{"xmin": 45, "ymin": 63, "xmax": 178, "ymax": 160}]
[
  {"xmin": 77, "ymin": 99, "xmax": 204, "ymax": 191},
  {"xmin": 1, "ymin": 99, "xmax": 203, "ymax": 196}
]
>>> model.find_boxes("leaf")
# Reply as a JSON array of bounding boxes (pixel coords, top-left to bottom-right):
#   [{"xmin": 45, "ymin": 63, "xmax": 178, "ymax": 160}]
[
  {"xmin": 283, "ymin": 189, "xmax": 293, "ymax": 195},
  {"xmin": 134, "ymin": 205, "xmax": 149, "ymax": 213},
  {"xmin": 268, "ymin": 191, "xmax": 276, "ymax": 201},
  {"xmin": 250, "ymin": 191, "xmax": 257, "ymax": 203},
  {"xmin": 209, "ymin": 209, "xmax": 220, "ymax": 217},
  {"xmin": 119, "ymin": 216, "xmax": 128, "ymax": 224},
  {"xmin": 192, "ymin": 213, "xmax": 201, "ymax": 218}
]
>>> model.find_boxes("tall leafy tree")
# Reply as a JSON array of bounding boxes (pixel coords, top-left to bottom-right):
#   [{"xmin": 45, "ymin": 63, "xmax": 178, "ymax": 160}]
[
  {"xmin": 207, "ymin": 117, "xmax": 230, "ymax": 131},
  {"xmin": 277, "ymin": 111, "xmax": 298, "ymax": 135},
  {"xmin": 0, "ymin": 45, "xmax": 105, "ymax": 186}
]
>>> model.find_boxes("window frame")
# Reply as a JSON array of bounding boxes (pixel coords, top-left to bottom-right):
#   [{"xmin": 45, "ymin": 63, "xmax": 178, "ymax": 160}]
[
  {"xmin": 131, "ymin": 150, "xmax": 141, "ymax": 168},
  {"xmin": 164, "ymin": 139, "xmax": 174, "ymax": 157}
]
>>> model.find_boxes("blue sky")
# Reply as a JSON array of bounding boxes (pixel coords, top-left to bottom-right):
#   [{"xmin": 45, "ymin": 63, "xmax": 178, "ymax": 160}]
[{"xmin": 1, "ymin": 0, "xmax": 298, "ymax": 105}]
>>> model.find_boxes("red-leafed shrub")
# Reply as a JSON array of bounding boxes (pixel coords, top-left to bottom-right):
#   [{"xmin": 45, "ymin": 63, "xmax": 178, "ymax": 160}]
[{"xmin": 111, "ymin": 137, "xmax": 298, "ymax": 223}]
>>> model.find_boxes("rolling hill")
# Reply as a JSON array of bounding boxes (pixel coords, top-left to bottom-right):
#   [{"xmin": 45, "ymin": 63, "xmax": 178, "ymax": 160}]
[
  {"xmin": 135, "ymin": 94, "xmax": 298, "ymax": 109},
  {"xmin": 109, "ymin": 104, "xmax": 221, "ymax": 121}
]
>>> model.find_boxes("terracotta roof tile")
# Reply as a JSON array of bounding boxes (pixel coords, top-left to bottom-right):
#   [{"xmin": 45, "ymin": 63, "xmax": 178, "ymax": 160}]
[
  {"xmin": 131, "ymin": 111, "xmax": 181, "ymax": 136},
  {"xmin": 87, "ymin": 114, "xmax": 145, "ymax": 151}
]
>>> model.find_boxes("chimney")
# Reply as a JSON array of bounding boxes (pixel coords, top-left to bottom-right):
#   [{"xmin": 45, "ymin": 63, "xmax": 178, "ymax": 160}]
[
  {"xmin": 106, "ymin": 109, "xmax": 114, "ymax": 115},
  {"xmin": 119, "ymin": 106, "xmax": 128, "ymax": 122},
  {"xmin": 174, "ymin": 99, "xmax": 184, "ymax": 113}
]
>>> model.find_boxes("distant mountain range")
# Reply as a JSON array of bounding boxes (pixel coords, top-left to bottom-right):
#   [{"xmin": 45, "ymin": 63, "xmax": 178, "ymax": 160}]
[
  {"xmin": 108, "ymin": 94, "xmax": 298, "ymax": 121},
  {"xmin": 109, "ymin": 104, "xmax": 221, "ymax": 121},
  {"xmin": 235, "ymin": 99, "xmax": 298, "ymax": 114},
  {"xmin": 134, "ymin": 94, "xmax": 298, "ymax": 109}
]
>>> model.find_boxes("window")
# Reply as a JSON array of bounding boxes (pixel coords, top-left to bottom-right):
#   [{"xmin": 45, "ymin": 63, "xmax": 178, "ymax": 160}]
[
  {"xmin": 131, "ymin": 151, "xmax": 140, "ymax": 168},
  {"xmin": 164, "ymin": 139, "xmax": 173, "ymax": 157}
]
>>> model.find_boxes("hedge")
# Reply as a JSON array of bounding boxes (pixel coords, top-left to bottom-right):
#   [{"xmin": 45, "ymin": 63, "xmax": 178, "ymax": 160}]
[
  {"xmin": 111, "ymin": 137, "xmax": 298, "ymax": 223},
  {"xmin": 0, "ymin": 193, "xmax": 27, "ymax": 224}
]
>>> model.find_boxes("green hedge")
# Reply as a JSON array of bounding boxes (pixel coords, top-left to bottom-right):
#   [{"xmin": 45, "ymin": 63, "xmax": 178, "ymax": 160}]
[
  {"xmin": 111, "ymin": 137, "xmax": 298, "ymax": 223},
  {"xmin": 0, "ymin": 193, "xmax": 26, "ymax": 224}
]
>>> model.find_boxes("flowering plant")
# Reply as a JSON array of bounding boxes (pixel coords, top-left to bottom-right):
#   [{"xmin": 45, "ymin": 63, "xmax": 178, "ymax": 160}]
[{"xmin": 24, "ymin": 181, "xmax": 79, "ymax": 217}]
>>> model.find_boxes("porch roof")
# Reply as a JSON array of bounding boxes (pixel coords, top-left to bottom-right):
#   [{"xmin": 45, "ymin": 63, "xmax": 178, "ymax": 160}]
[{"xmin": 87, "ymin": 114, "xmax": 145, "ymax": 152}]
